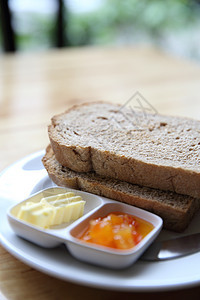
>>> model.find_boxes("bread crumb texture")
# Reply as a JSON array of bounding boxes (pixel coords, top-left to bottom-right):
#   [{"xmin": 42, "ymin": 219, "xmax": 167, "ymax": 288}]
[
  {"xmin": 50, "ymin": 103, "xmax": 200, "ymax": 168},
  {"xmin": 48, "ymin": 102, "xmax": 200, "ymax": 198}
]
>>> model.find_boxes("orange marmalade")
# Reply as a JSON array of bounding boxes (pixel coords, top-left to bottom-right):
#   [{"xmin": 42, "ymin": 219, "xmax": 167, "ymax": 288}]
[{"xmin": 79, "ymin": 212, "xmax": 154, "ymax": 250}]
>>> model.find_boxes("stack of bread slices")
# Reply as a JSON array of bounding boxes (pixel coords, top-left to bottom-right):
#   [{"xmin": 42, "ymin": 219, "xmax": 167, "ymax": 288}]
[{"xmin": 42, "ymin": 102, "xmax": 200, "ymax": 232}]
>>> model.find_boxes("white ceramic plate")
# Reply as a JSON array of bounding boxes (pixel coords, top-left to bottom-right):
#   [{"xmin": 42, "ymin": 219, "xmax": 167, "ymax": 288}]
[{"xmin": 0, "ymin": 150, "xmax": 200, "ymax": 291}]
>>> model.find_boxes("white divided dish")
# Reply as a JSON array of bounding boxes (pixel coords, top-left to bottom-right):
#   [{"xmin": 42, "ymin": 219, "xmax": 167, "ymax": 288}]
[{"xmin": 7, "ymin": 187, "xmax": 163, "ymax": 269}]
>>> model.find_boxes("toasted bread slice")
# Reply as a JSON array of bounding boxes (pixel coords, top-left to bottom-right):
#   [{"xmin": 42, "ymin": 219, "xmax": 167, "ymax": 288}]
[
  {"xmin": 42, "ymin": 145, "xmax": 200, "ymax": 232},
  {"xmin": 48, "ymin": 102, "xmax": 200, "ymax": 199}
]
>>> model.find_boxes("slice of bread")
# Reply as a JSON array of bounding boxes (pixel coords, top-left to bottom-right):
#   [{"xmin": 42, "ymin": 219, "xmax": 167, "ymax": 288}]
[
  {"xmin": 42, "ymin": 145, "xmax": 200, "ymax": 232},
  {"xmin": 48, "ymin": 102, "xmax": 200, "ymax": 199}
]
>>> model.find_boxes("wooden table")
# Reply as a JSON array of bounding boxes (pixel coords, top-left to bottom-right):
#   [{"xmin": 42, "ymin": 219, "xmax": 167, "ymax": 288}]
[{"xmin": 0, "ymin": 46, "xmax": 200, "ymax": 299}]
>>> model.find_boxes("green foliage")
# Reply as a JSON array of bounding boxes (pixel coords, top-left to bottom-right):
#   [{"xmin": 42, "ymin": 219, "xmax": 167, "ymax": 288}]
[
  {"xmin": 1, "ymin": 0, "xmax": 199, "ymax": 54},
  {"xmin": 67, "ymin": 0, "xmax": 200, "ymax": 46},
  {"xmin": 13, "ymin": 12, "xmax": 55, "ymax": 51}
]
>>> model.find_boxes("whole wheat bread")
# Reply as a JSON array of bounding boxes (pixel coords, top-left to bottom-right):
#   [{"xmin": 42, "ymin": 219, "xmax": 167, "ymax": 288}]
[
  {"xmin": 42, "ymin": 145, "xmax": 200, "ymax": 232},
  {"xmin": 48, "ymin": 102, "xmax": 200, "ymax": 199}
]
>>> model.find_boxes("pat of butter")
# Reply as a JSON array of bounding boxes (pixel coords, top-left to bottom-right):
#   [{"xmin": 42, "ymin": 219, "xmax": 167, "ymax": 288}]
[{"xmin": 17, "ymin": 192, "xmax": 85, "ymax": 228}]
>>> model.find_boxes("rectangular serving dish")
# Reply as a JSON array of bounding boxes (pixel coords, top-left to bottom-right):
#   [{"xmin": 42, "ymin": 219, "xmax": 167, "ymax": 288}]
[{"xmin": 7, "ymin": 187, "xmax": 163, "ymax": 269}]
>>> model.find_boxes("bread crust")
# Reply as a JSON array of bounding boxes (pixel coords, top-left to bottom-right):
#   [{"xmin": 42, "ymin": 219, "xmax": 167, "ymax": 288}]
[
  {"xmin": 48, "ymin": 102, "xmax": 200, "ymax": 199},
  {"xmin": 42, "ymin": 145, "xmax": 200, "ymax": 232}
]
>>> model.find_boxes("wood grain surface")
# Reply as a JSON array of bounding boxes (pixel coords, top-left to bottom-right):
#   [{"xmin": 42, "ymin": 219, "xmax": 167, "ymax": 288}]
[{"xmin": 0, "ymin": 46, "xmax": 200, "ymax": 299}]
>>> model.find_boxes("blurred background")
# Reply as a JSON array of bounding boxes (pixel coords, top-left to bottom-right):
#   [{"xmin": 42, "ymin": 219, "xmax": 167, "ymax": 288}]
[{"xmin": 1, "ymin": 0, "xmax": 200, "ymax": 61}]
